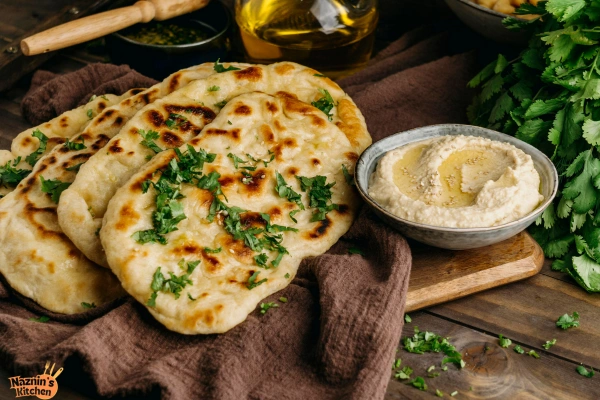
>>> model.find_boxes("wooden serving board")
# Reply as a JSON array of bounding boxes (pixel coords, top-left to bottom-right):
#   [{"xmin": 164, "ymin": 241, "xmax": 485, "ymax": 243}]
[{"xmin": 406, "ymin": 231, "xmax": 544, "ymax": 312}]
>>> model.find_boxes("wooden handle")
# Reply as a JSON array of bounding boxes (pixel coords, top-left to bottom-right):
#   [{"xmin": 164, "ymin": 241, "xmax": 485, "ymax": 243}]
[
  {"xmin": 21, "ymin": 1, "xmax": 156, "ymax": 56},
  {"xmin": 150, "ymin": 0, "xmax": 211, "ymax": 21}
]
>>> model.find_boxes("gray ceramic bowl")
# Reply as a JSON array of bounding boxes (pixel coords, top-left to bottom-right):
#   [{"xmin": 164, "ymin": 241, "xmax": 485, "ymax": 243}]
[
  {"xmin": 355, "ymin": 124, "xmax": 558, "ymax": 250},
  {"xmin": 444, "ymin": 0, "xmax": 529, "ymax": 45}
]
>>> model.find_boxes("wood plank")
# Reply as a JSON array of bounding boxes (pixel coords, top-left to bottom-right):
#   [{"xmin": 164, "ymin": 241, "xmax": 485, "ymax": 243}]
[
  {"xmin": 0, "ymin": 108, "xmax": 30, "ymax": 149},
  {"xmin": 406, "ymin": 232, "xmax": 544, "ymax": 312},
  {"xmin": 428, "ymin": 274, "xmax": 600, "ymax": 369},
  {"xmin": 385, "ymin": 312, "xmax": 600, "ymax": 400}
]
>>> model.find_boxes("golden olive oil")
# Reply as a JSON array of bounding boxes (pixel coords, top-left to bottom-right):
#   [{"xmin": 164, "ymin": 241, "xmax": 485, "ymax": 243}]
[{"xmin": 235, "ymin": 0, "xmax": 378, "ymax": 79}]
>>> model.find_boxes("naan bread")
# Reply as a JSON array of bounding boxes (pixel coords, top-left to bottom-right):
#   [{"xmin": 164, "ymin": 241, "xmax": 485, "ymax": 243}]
[
  {"xmin": 0, "ymin": 63, "xmax": 232, "ymax": 314},
  {"xmin": 59, "ymin": 62, "xmax": 370, "ymax": 268},
  {"xmin": 101, "ymin": 92, "xmax": 368, "ymax": 334},
  {"xmin": 0, "ymin": 94, "xmax": 127, "ymax": 197}
]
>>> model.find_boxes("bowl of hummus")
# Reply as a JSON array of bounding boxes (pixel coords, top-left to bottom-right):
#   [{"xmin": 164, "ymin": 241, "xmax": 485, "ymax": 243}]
[{"xmin": 356, "ymin": 124, "xmax": 558, "ymax": 250}]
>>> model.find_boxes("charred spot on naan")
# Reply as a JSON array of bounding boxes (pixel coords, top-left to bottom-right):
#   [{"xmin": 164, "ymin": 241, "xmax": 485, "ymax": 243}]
[
  {"xmin": 183, "ymin": 308, "xmax": 217, "ymax": 330},
  {"xmin": 265, "ymin": 101, "xmax": 279, "ymax": 114},
  {"xmin": 305, "ymin": 216, "xmax": 332, "ymax": 240},
  {"xmin": 238, "ymin": 169, "xmax": 269, "ymax": 196},
  {"xmin": 23, "ymin": 203, "xmax": 69, "ymax": 241},
  {"xmin": 108, "ymin": 139, "xmax": 124, "ymax": 154},
  {"xmin": 60, "ymin": 116, "xmax": 69, "ymax": 128},
  {"xmin": 260, "ymin": 124, "xmax": 276, "ymax": 143},
  {"xmin": 274, "ymin": 63, "xmax": 296, "ymax": 75},
  {"xmin": 146, "ymin": 110, "xmax": 165, "ymax": 129},
  {"xmin": 311, "ymin": 158, "xmax": 321, "ymax": 167},
  {"xmin": 130, "ymin": 170, "xmax": 157, "ymax": 192},
  {"xmin": 48, "ymin": 137, "xmax": 66, "ymax": 149},
  {"xmin": 281, "ymin": 96, "xmax": 315, "ymax": 116},
  {"xmin": 273, "ymin": 138, "xmax": 298, "ymax": 161},
  {"xmin": 275, "ymin": 91, "xmax": 298, "ymax": 100},
  {"xmin": 164, "ymin": 104, "xmax": 216, "ymax": 122},
  {"xmin": 234, "ymin": 66, "xmax": 262, "ymax": 82},
  {"xmin": 205, "ymin": 128, "xmax": 241, "ymax": 141},
  {"xmin": 167, "ymin": 72, "xmax": 182, "ymax": 92},
  {"xmin": 91, "ymin": 134, "xmax": 111, "ymax": 151},
  {"xmin": 161, "ymin": 131, "xmax": 184, "ymax": 148},
  {"xmin": 139, "ymin": 88, "xmax": 161, "ymax": 106},
  {"xmin": 233, "ymin": 103, "xmax": 252, "ymax": 116},
  {"xmin": 215, "ymin": 234, "xmax": 254, "ymax": 263},
  {"xmin": 114, "ymin": 203, "xmax": 141, "ymax": 231},
  {"xmin": 273, "ymin": 120, "xmax": 286, "ymax": 132}
]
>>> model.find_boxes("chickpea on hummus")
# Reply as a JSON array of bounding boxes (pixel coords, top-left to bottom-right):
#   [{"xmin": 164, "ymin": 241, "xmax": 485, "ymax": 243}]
[{"xmin": 369, "ymin": 135, "xmax": 544, "ymax": 228}]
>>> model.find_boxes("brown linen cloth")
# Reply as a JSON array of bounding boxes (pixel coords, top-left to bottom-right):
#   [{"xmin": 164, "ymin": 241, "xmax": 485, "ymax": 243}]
[{"xmin": 0, "ymin": 27, "xmax": 476, "ymax": 400}]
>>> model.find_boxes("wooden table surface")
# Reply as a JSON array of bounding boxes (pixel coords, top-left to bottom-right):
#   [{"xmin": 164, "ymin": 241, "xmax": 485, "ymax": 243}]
[{"xmin": 1, "ymin": 14, "xmax": 600, "ymax": 400}]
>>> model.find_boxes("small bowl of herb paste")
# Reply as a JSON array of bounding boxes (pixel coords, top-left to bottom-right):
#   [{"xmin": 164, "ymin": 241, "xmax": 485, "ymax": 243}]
[{"xmin": 108, "ymin": 0, "xmax": 231, "ymax": 79}]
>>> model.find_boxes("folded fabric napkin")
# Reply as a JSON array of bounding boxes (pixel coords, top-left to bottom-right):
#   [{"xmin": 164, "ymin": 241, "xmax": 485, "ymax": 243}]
[{"xmin": 0, "ymin": 26, "xmax": 476, "ymax": 400}]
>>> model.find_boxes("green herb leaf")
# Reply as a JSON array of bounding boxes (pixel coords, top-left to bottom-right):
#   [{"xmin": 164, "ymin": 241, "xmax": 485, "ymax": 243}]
[
  {"xmin": 275, "ymin": 172, "xmax": 304, "ymax": 210},
  {"xmin": 64, "ymin": 136, "xmax": 87, "ymax": 151},
  {"xmin": 247, "ymin": 271, "xmax": 267, "ymax": 290},
  {"xmin": 405, "ymin": 314, "xmax": 412, "ymax": 323},
  {"xmin": 514, "ymin": 344, "xmax": 525, "ymax": 354},
  {"xmin": 25, "ymin": 129, "xmax": 48, "ymax": 166},
  {"xmin": 543, "ymin": 338, "xmax": 557, "ymax": 349},
  {"xmin": 311, "ymin": 89, "xmax": 335, "ymax": 121},
  {"xmin": 87, "ymin": 109, "xmax": 93, "ymax": 119},
  {"xmin": 342, "ymin": 164, "xmax": 355, "ymax": 186},
  {"xmin": 207, "ymin": 85, "xmax": 220, "ymax": 92},
  {"xmin": 498, "ymin": 334, "xmax": 512, "ymax": 348},
  {"xmin": 279, "ymin": 296, "xmax": 288, "ymax": 303},
  {"xmin": 29, "ymin": 316, "xmax": 50, "ymax": 323},
  {"xmin": 40, "ymin": 176, "xmax": 71, "ymax": 203},
  {"xmin": 213, "ymin": 59, "xmax": 241, "ymax": 73},
  {"xmin": 436, "ymin": 389, "xmax": 444, "ymax": 397},
  {"xmin": 259, "ymin": 302, "xmax": 278, "ymax": 314},
  {"xmin": 204, "ymin": 246, "xmax": 222, "ymax": 253},
  {"xmin": 556, "ymin": 311, "xmax": 580, "ymax": 329},
  {"xmin": 296, "ymin": 175, "xmax": 338, "ymax": 221},
  {"xmin": 407, "ymin": 376, "xmax": 427, "ymax": 391},
  {"xmin": 348, "ymin": 246, "xmax": 363, "ymax": 255},
  {"xmin": 165, "ymin": 113, "xmax": 187, "ymax": 130},
  {"xmin": 528, "ymin": 350, "xmax": 540, "ymax": 359},
  {"xmin": 81, "ymin": 302, "xmax": 96, "ymax": 309},
  {"xmin": 0, "ymin": 157, "xmax": 29, "ymax": 189},
  {"xmin": 576, "ymin": 365, "xmax": 595, "ymax": 378},
  {"xmin": 214, "ymin": 100, "xmax": 228, "ymax": 108},
  {"xmin": 394, "ymin": 366, "xmax": 413, "ymax": 380},
  {"xmin": 138, "ymin": 129, "xmax": 163, "ymax": 153}
]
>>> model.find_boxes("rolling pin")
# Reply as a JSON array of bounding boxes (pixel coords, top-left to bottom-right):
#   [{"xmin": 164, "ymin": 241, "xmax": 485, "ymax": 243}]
[{"xmin": 21, "ymin": 0, "xmax": 210, "ymax": 56}]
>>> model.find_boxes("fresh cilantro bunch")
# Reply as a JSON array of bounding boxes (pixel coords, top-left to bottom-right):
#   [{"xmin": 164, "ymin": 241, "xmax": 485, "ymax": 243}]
[{"xmin": 468, "ymin": 0, "xmax": 600, "ymax": 293}]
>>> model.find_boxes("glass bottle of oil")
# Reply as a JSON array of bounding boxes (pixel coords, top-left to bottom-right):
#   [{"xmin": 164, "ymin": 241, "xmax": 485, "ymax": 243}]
[{"xmin": 235, "ymin": 0, "xmax": 378, "ymax": 79}]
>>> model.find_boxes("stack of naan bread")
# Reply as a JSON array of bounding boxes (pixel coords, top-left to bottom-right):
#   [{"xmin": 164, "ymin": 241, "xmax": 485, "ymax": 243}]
[{"xmin": 0, "ymin": 61, "xmax": 371, "ymax": 334}]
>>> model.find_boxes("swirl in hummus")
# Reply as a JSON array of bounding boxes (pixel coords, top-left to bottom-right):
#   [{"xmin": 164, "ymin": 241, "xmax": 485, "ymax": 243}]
[{"xmin": 369, "ymin": 135, "xmax": 544, "ymax": 228}]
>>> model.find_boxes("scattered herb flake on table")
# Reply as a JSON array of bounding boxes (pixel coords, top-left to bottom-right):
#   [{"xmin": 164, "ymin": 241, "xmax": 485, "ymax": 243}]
[
  {"xmin": 348, "ymin": 246, "xmax": 363, "ymax": 255},
  {"xmin": 528, "ymin": 350, "xmax": 540, "ymax": 359},
  {"xmin": 408, "ymin": 376, "xmax": 427, "ymax": 391},
  {"xmin": 405, "ymin": 314, "xmax": 412, "ymax": 323},
  {"xmin": 498, "ymin": 334, "xmax": 512, "ymax": 348},
  {"xmin": 81, "ymin": 302, "xmax": 96, "ymax": 309},
  {"xmin": 556, "ymin": 312, "xmax": 580, "ymax": 329},
  {"xmin": 576, "ymin": 365, "xmax": 595, "ymax": 378},
  {"xmin": 29, "ymin": 316, "xmax": 49, "ymax": 323},
  {"xmin": 259, "ymin": 302, "xmax": 278, "ymax": 314},
  {"xmin": 543, "ymin": 339, "xmax": 557, "ymax": 349},
  {"xmin": 514, "ymin": 345, "xmax": 525, "ymax": 354}
]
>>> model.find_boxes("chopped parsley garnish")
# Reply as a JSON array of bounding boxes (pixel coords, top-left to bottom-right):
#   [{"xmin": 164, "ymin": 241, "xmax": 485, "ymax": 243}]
[
  {"xmin": 450, "ymin": 391, "xmax": 458, "ymax": 397},
  {"xmin": 404, "ymin": 314, "xmax": 411, "ymax": 323},
  {"xmin": 228, "ymin": 120, "xmax": 232, "ymax": 125},
  {"xmin": 133, "ymin": 145, "xmax": 216, "ymax": 244},
  {"xmin": 576, "ymin": 365, "xmax": 595, "ymax": 378},
  {"xmin": 279, "ymin": 297, "xmax": 287, "ymax": 303},
  {"xmin": 259, "ymin": 302, "xmax": 278, "ymax": 314},
  {"xmin": 254, "ymin": 253, "xmax": 268, "ymax": 268},
  {"xmin": 214, "ymin": 100, "xmax": 228, "ymax": 108},
  {"xmin": 66, "ymin": 162, "xmax": 85, "ymax": 172},
  {"xmin": 213, "ymin": 59, "xmax": 241, "ymax": 73},
  {"xmin": 87, "ymin": 109, "xmax": 93, "ymax": 119},
  {"xmin": 436, "ymin": 389, "xmax": 444, "ymax": 397},
  {"xmin": 204, "ymin": 246, "xmax": 222, "ymax": 253},
  {"xmin": 29, "ymin": 316, "xmax": 49, "ymax": 323},
  {"xmin": 246, "ymin": 151, "xmax": 275, "ymax": 167},
  {"xmin": 348, "ymin": 246, "xmax": 363, "ymax": 255},
  {"xmin": 138, "ymin": 129, "xmax": 163, "ymax": 153},
  {"xmin": 498, "ymin": 334, "xmax": 512, "ymax": 348},
  {"xmin": 64, "ymin": 136, "xmax": 87, "ymax": 151},
  {"xmin": 188, "ymin": 293, "xmax": 197, "ymax": 301},
  {"xmin": 403, "ymin": 326, "xmax": 465, "ymax": 368},
  {"xmin": 247, "ymin": 271, "xmax": 267, "ymax": 290},
  {"xmin": 556, "ymin": 312, "xmax": 580, "ymax": 329},
  {"xmin": 313, "ymin": 73, "xmax": 326, "ymax": 77},
  {"xmin": 165, "ymin": 113, "xmax": 187, "ymax": 130},
  {"xmin": 543, "ymin": 339, "xmax": 556, "ymax": 349},
  {"xmin": 25, "ymin": 129, "xmax": 48, "ymax": 166},
  {"xmin": 408, "ymin": 377, "xmax": 427, "ymax": 391},
  {"xmin": 284, "ymin": 273, "xmax": 290, "ymax": 279},
  {"xmin": 297, "ymin": 175, "xmax": 339, "ymax": 221},
  {"xmin": 311, "ymin": 88, "xmax": 335, "ymax": 121},
  {"xmin": 147, "ymin": 261, "xmax": 199, "ymax": 306},
  {"xmin": 40, "ymin": 176, "xmax": 71, "ymax": 203},
  {"xmin": 289, "ymin": 209, "xmax": 300, "ymax": 223},
  {"xmin": 227, "ymin": 153, "xmax": 248, "ymax": 169},
  {"xmin": 81, "ymin": 302, "xmax": 96, "ymax": 309},
  {"xmin": 342, "ymin": 164, "xmax": 354, "ymax": 186},
  {"xmin": 394, "ymin": 366, "xmax": 413, "ymax": 380},
  {"xmin": 207, "ymin": 85, "xmax": 220, "ymax": 92},
  {"xmin": 0, "ymin": 157, "xmax": 29, "ymax": 189},
  {"xmin": 528, "ymin": 350, "xmax": 540, "ymax": 359},
  {"xmin": 513, "ymin": 345, "xmax": 525, "ymax": 354},
  {"xmin": 275, "ymin": 172, "xmax": 304, "ymax": 212}
]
